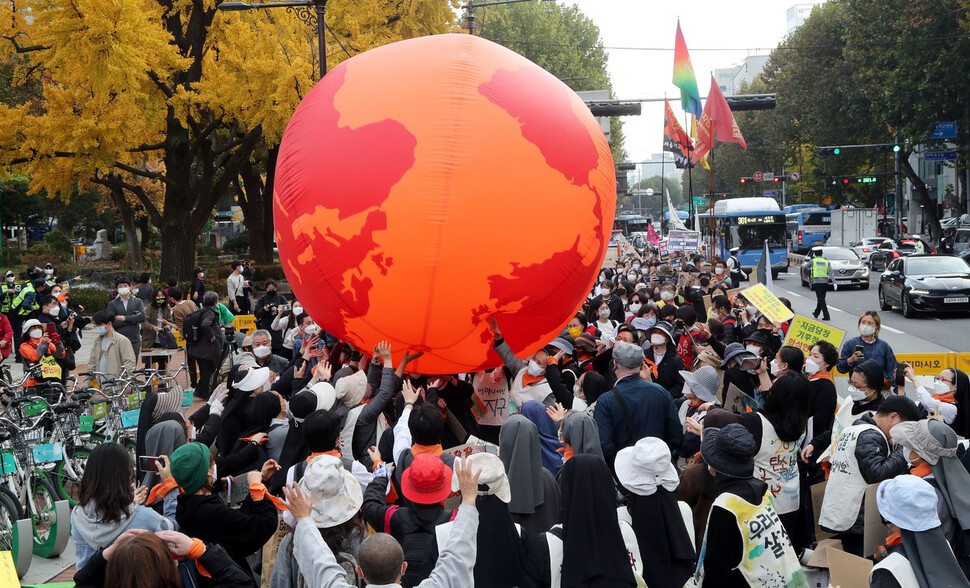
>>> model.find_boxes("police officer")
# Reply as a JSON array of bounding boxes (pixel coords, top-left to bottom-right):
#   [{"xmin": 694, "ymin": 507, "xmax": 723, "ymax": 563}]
[
  {"xmin": 811, "ymin": 249, "xmax": 837, "ymax": 321},
  {"xmin": 726, "ymin": 247, "xmax": 747, "ymax": 288},
  {"xmin": 913, "ymin": 237, "xmax": 926, "ymax": 255}
]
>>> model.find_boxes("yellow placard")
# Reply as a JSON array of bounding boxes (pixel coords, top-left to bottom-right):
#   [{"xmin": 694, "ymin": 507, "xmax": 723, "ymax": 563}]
[
  {"xmin": 896, "ymin": 353, "xmax": 951, "ymax": 376},
  {"xmin": 740, "ymin": 283, "xmax": 794, "ymax": 324},
  {"xmin": 953, "ymin": 353, "xmax": 970, "ymax": 374},
  {"xmin": 232, "ymin": 314, "xmax": 257, "ymax": 334},
  {"xmin": 783, "ymin": 315, "xmax": 846, "ymax": 356},
  {"xmin": 0, "ymin": 550, "xmax": 19, "ymax": 587},
  {"xmin": 173, "ymin": 330, "xmax": 186, "ymax": 347}
]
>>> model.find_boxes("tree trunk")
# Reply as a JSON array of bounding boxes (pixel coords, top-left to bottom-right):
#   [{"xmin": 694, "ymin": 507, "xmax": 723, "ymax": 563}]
[
  {"xmin": 107, "ymin": 183, "xmax": 144, "ymax": 272},
  {"xmin": 898, "ymin": 150, "xmax": 941, "ymax": 243},
  {"xmin": 237, "ymin": 146, "xmax": 278, "ymax": 265},
  {"xmin": 158, "ymin": 222, "xmax": 198, "ymax": 282}
]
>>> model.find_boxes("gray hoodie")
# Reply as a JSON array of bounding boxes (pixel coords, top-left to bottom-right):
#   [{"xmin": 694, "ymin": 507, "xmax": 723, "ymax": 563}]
[{"xmin": 71, "ymin": 496, "xmax": 177, "ymax": 569}]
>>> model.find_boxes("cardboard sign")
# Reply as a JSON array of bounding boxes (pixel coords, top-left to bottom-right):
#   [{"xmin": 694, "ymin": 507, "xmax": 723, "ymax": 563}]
[
  {"xmin": 827, "ymin": 545, "xmax": 872, "ymax": 588},
  {"xmin": 783, "ymin": 315, "xmax": 846, "ymax": 355},
  {"xmin": 444, "ymin": 436, "xmax": 499, "ymax": 460},
  {"xmin": 232, "ymin": 314, "xmax": 257, "ymax": 334},
  {"xmin": 723, "ymin": 383, "xmax": 759, "ymax": 414},
  {"xmin": 863, "ymin": 483, "xmax": 890, "ymax": 558},
  {"xmin": 741, "ymin": 283, "xmax": 794, "ymax": 323},
  {"xmin": 0, "ymin": 550, "xmax": 19, "ymax": 588},
  {"xmin": 703, "ymin": 294, "xmax": 712, "ymax": 319}
]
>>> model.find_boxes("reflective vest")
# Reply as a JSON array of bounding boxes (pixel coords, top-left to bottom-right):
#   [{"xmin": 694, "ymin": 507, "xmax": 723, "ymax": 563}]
[
  {"xmin": 913, "ymin": 241, "xmax": 925, "ymax": 255},
  {"xmin": 819, "ymin": 422, "xmax": 885, "ymax": 532},
  {"xmin": 688, "ymin": 490, "xmax": 807, "ymax": 588},
  {"xmin": 812, "ymin": 258, "xmax": 830, "ymax": 279},
  {"xmin": 12, "ymin": 282, "xmax": 36, "ymax": 316},
  {"xmin": 0, "ymin": 283, "xmax": 20, "ymax": 314}
]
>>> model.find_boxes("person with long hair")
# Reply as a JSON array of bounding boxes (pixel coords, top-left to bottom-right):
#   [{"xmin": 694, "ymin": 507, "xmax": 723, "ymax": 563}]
[{"xmin": 71, "ymin": 443, "xmax": 176, "ymax": 568}]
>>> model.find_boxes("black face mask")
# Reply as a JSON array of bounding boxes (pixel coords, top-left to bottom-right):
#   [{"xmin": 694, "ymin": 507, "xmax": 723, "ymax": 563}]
[
  {"xmin": 700, "ymin": 278, "xmax": 710, "ymax": 288},
  {"xmin": 266, "ymin": 290, "xmax": 276, "ymax": 295},
  {"xmin": 758, "ymin": 328, "xmax": 772, "ymax": 336}
]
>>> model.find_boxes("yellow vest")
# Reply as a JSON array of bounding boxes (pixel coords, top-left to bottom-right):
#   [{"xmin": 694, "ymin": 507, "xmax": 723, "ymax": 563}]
[{"xmin": 812, "ymin": 258, "xmax": 830, "ymax": 279}]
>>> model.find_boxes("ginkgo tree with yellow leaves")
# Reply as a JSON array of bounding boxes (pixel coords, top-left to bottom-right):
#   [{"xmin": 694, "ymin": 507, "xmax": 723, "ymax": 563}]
[{"xmin": 0, "ymin": 0, "xmax": 457, "ymax": 278}]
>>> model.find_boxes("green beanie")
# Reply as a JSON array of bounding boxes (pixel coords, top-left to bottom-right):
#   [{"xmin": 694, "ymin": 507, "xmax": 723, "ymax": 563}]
[{"xmin": 170, "ymin": 442, "xmax": 211, "ymax": 494}]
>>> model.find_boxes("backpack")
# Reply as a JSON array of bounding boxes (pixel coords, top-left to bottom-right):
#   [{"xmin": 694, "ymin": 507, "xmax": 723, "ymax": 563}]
[{"xmin": 181, "ymin": 309, "xmax": 204, "ymax": 345}]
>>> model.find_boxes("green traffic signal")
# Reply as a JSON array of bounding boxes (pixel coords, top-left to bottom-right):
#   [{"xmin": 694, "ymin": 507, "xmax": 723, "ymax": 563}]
[
  {"xmin": 833, "ymin": 148, "xmax": 841, "ymax": 155},
  {"xmin": 892, "ymin": 145, "xmax": 901, "ymax": 152}
]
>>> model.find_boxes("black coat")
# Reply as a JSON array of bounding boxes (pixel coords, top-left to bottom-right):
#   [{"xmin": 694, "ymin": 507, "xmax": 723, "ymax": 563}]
[{"xmin": 644, "ymin": 346, "xmax": 686, "ymax": 398}]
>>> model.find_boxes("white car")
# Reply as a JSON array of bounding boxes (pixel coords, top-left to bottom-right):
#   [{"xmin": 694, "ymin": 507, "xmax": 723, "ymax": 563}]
[{"xmin": 850, "ymin": 237, "xmax": 892, "ymax": 264}]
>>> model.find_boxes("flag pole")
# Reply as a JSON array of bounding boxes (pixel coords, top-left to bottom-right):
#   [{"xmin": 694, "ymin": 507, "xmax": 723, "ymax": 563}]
[
  {"xmin": 709, "ymin": 129, "xmax": 717, "ymax": 257},
  {"xmin": 685, "ymin": 109, "xmax": 694, "ymax": 230}
]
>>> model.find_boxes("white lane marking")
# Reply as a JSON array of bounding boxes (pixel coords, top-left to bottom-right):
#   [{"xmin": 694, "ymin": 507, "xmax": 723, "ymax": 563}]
[
  {"xmin": 787, "ymin": 291, "xmax": 805, "ymax": 299},
  {"xmin": 882, "ymin": 325, "xmax": 904, "ymax": 334},
  {"xmin": 830, "ymin": 306, "xmax": 847, "ymax": 313}
]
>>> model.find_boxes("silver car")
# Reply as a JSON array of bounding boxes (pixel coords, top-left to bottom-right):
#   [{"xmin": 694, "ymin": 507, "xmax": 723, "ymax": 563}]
[
  {"xmin": 800, "ymin": 246, "xmax": 870, "ymax": 289},
  {"xmin": 850, "ymin": 237, "xmax": 892, "ymax": 264}
]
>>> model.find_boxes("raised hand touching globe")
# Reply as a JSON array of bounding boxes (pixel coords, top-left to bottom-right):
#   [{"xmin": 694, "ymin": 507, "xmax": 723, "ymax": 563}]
[{"xmin": 274, "ymin": 33, "xmax": 615, "ymax": 374}]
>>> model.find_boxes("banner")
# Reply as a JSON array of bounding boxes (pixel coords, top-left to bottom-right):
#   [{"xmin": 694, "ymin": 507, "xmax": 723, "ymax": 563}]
[
  {"xmin": 783, "ymin": 315, "xmax": 845, "ymax": 355},
  {"xmin": 693, "ymin": 75, "xmax": 747, "ymax": 162},
  {"xmin": 741, "ymin": 283, "xmax": 794, "ymax": 324},
  {"xmin": 666, "ymin": 189, "xmax": 688, "ymax": 232},
  {"xmin": 672, "ymin": 21, "xmax": 702, "ymax": 119},
  {"xmin": 668, "ymin": 230, "xmax": 700, "ymax": 252},
  {"xmin": 663, "ymin": 98, "xmax": 692, "ymax": 169}
]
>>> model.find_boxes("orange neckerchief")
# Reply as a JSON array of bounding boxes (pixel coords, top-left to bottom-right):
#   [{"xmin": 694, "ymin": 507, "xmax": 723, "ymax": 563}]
[
  {"xmin": 239, "ymin": 435, "xmax": 267, "ymax": 444},
  {"xmin": 910, "ymin": 462, "xmax": 932, "ymax": 478},
  {"xmin": 250, "ymin": 482, "xmax": 288, "ymax": 511},
  {"xmin": 411, "ymin": 444, "xmax": 443, "ymax": 457},
  {"xmin": 688, "ymin": 399, "xmax": 704, "ymax": 408},
  {"xmin": 173, "ymin": 538, "xmax": 210, "ymax": 578},
  {"xmin": 886, "ymin": 531, "xmax": 902, "ymax": 546},
  {"xmin": 306, "ymin": 450, "xmax": 341, "ymax": 464},
  {"xmin": 521, "ymin": 357, "xmax": 558, "ymax": 387},
  {"xmin": 147, "ymin": 478, "xmax": 181, "ymax": 505},
  {"xmin": 933, "ymin": 393, "xmax": 957, "ymax": 405},
  {"xmin": 809, "ymin": 371, "xmax": 833, "ymax": 382},
  {"xmin": 643, "ymin": 358, "xmax": 659, "ymax": 379},
  {"xmin": 557, "ymin": 446, "xmax": 575, "ymax": 462}
]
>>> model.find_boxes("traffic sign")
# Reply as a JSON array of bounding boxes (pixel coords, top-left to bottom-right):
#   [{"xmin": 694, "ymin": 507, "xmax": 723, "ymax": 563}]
[
  {"xmin": 753, "ymin": 171, "xmax": 764, "ymax": 182},
  {"xmin": 789, "ymin": 171, "xmax": 801, "ymax": 182},
  {"xmin": 764, "ymin": 190, "xmax": 779, "ymax": 197},
  {"xmin": 930, "ymin": 122, "xmax": 957, "ymax": 140},
  {"xmin": 763, "ymin": 172, "xmax": 775, "ymax": 182},
  {"xmin": 925, "ymin": 151, "xmax": 956, "ymax": 161}
]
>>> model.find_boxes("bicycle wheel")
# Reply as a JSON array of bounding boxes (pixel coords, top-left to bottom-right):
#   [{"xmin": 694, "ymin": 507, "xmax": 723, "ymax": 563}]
[
  {"xmin": 0, "ymin": 486, "xmax": 23, "ymax": 552},
  {"xmin": 122, "ymin": 437, "xmax": 137, "ymax": 469},
  {"xmin": 29, "ymin": 475, "xmax": 57, "ymax": 544},
  {"xmin": 53, "ymin": 446, "xmax": 90, "ymax": 506}
]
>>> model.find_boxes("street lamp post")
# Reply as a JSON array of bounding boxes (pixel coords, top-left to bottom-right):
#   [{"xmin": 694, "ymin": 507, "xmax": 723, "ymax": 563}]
[
  {"xmin": 463, "ymin": 0, "xmax": 552, "ymax": 35},
  {"xmin": 219, "ymin": 0, "xmax": 331, "ymax": 79}
]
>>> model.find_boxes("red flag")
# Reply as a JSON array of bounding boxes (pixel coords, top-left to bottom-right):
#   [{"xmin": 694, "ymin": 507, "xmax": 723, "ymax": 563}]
[
  {"xmin": 646, "ymin": 224, "xmax": 661, "ymax": 244},
  {"xmin": 692, "ymin": 75, "xmax": 747, "ymax": 162},
  {"xmin": 663, "ymin": 98, "xmax": 692, "ymax": 169}
]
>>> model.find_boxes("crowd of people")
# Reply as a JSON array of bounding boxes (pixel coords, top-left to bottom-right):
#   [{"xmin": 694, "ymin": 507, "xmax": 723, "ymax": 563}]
[{"xmin": 3, "ymin": 248, "xmax": 970, "ymax": 588}]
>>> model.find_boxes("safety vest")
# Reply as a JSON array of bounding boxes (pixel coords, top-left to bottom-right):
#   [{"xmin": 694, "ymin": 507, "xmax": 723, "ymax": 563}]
[
  {"xmin": 752, "ymin": 414, "xmax": 802, "ymax": 515},
  {"xmin": 870, "ymin": 552, "xmax": 919, "ymax": 588},
  {"xmin": 0, "ymin": 283, "xmax": 20, "ymax": 314},
  {"xmin": 914, "ymin": 241, "xmax": 925, "ymax": 255},
  {"xmin": 819, "ymin": 422, "xmax": 885, "ymax": 532},
  {"xmin": 688, "ymin": 490, "xmax": 807, "ymax": 588},
  {"xmin": 471, "ymin": 369, "xmax": 511, "ymax": 427},
  {"xmin": 12, "ymin": 282, "xmax": 36, "ymax": 316},
  {"xmin": 812, "ymin": 258, "xmax": 830, "ymax": 279}
]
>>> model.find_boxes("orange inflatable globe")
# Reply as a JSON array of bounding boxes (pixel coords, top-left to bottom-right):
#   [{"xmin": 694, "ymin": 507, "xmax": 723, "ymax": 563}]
[{"xmin": 274, "ymin": 34, "xmax": 615, "ymax": 374}]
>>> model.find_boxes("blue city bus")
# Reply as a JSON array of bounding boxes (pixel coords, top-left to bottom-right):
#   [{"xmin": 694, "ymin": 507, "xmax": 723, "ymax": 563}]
[
  {"xmin": 700, "ymin": 197, "xmax": 789, "ymax": 277},
  {"xmin": 613, "ymin": 215, "xmax": 653, "ymax": 236},
  {"xmin": 783, "ymin": 204, "xmax": 821, "ymax": 215},
  {"xmin": 785, "ymin": 208, "xmax": 831, "ymax": 253}
]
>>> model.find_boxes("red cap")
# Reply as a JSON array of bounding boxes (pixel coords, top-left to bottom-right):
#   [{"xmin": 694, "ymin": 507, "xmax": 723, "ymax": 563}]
[{"xmin": 401, "ymin": 454, "xmax": 453, "ymax": 504}]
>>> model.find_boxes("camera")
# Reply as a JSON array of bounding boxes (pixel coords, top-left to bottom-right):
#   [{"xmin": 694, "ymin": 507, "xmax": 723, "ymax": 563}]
[{"xmin": 280, "ymin": 304, "xmax": 292, "ymax": 312}]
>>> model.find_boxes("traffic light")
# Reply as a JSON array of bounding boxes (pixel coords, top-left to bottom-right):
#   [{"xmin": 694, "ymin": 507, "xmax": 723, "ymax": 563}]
[
  {"xmin": 842, "ymin": 178, "xmax": 850, "ymax": 185},
  {"xmin": 875, "ymin": 144, "xmax": 902, "ymax": 153},
  {"xmin": 773, "ymin": 177, "xmax": 780, "ymax": 183},
  {"xmin": 740, "ymin": 177, "xmax": 747, "ymax": 184},
  {"xmin": 833, "ymin": 148, "xmax": 841, "ymax": 155},
  {"xmin": 818, "ymin": 147, "xmax": 840, "ymax": 156}
]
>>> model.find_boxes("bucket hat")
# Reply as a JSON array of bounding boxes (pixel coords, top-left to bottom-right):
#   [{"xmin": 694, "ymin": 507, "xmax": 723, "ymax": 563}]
[
  {"xmin": 680, "ymin": 366, "xmax": 720, "ymax": 403},
  {"xmin": 701, "ymin": 424, "xmax": 757, "ymax": 478},
  {"xmin": 877, "ymin": 475, "xmax": 941, "ymax": 532},
  {"xmin": 614, "ymin": 437, "xmax": 679, "ymax": 496},
  {"xmin": 449, "ymin": 453, "xmax": 510, "ymax": 503},
  {"xmin": 402, "ymin": 454, "xmax": 453, "ymax": 504}
]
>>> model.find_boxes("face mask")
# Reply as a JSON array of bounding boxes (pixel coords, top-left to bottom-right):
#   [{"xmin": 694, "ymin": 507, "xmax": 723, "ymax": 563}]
[
  {"xmin": 860, "ymin": 324, "xmax": 877, "ymax": 337},
  {"xmin": 527, "ymin": 359, "xmax": 544, "ymax": 377},
  {"xmin": 573, "ymin": 382, "xmax": 581, "ymax": 395},
  {"xmin": 95, "ymin": 325, "xmax": 107, "ymax": 336},
  {"xmin": 29, "ymin": 329, "xmax": 42, "ymax": 340},
  {"xmin": 199, "ymin": 273, "xmax": 205, "ymax": 279},
  {"xmin": 715, "ymin": 267, "xmax": 725, "ymax": 275},
  {"xmin": 643, "ymin": 317, "xmax": 657, "ymax": 329},
  {"xmin": 267, "ymin": 289, "xmax": 276, "ymax": 295},
  {"xmin": 117, "ymin": 287, "xmax": 130, "ymax": 296},
  {"xmin": 210, "ymin": 464, "xmax": 217, "ymax": 484},
  {"xmin": 934, "ymin": 380, "xmax": 952, "ymax": 395},
  {"xmin": 47, "ymin": 306, "xmax": 59, "ymax": 317},
  {"xmin": 700, "ymin": 278, "xmax": 710, "ymax": 287},
  {"xmin": 769, "ymin": 359, "xmax": 783, "ymax": 376},
  {"xmin": 628, "ymin": 274, "xmax": 638, "ymax": 282},
  {"xmin": 254, "ymin": 346, "xmax": 272, "ymax": 359},
  {"xmin": 804, "ymin": 358, "xmax": 821, "ymax": 375},
  {"xmin": 4, "ymin": 276, "xmax": 12, "ymax": 283},
  {"xmin": 650, "ymin": 334, "xmax": 667, "ymax": 346},
  {"xmin": 156, "ymin": 299, "xmax": 166, "ymax": 306},
  {"xmin": 847, "ymin": 385, "xmax": 868, "ymax": 401},
  {"xmin": 304, "ymin": 324, "xmax": 318, "ymax": 335},
  {"xmin": 598, "ymin": 309, "xmax": 610, "ymax": 319},
  {"xmin": 661, "ymin": 291, "xmax": 674, "ymax": 301},
  {"xmin": 629, "ymin": 303, "xmax": 642, "ymax": 314},
  {"xmin": 45, "ymin": 268, "xmax": 53, "ymax": 275},
  {"xmin": 758, "ymin": 328, "xmax": 772, "ymax": 336},
  {"xmin": 292, "ymin": 306, "xmax": 304, "ymax": 316},
  {"xmin": 568, "ymin": 326, "xmax": 582, "ymax": 339},
  {"xmin": 746, "ymin": 345, "xmax": 762, "ymax": 356}
]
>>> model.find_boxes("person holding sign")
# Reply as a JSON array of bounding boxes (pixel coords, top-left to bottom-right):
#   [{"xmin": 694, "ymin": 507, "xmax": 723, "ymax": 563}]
[
  {"xmin": 19, "ymin": 317, "xmax": 68, "ymax": 393},
  {"xmin": 809, "ymin": 250, "xmax": 837, "ymax": 321}
]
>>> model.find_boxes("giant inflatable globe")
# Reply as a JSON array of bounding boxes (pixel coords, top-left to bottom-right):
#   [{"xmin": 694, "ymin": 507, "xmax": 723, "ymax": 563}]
[{"xmin": 274, "ymin": 33, "xmax": 615, "ymax": 374}]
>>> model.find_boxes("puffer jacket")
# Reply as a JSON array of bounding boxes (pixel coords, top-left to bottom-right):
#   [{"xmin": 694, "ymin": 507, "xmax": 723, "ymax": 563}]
[{"xmin": 841, "ymin": 413, "xmax": 908, "ymax": 535}]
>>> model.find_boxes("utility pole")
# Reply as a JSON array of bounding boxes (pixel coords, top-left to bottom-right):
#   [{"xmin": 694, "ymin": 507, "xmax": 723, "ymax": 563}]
[{"xmin": 894, "ymin": 133, "xmax": 903, "ymax": 238}]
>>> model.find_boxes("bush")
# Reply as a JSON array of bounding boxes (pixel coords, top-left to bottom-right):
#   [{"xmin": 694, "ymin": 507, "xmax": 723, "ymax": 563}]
[
  {"xmin": 196, "ymin": 243, "xmax": 220, "ymax": 258},
  {"xmin": 43, "ymin": 230, "xmax": 73, "ymax": 261},
  {"xmin": 65, "ymin": 284, "xmax": 110, "ymax": 314},
  {"xmin": 111, "ymin": 242, "xmax": 129, "ymax": 262},
  {"xmin": 222, "ymin": 231, "xmax": 250, "ymax": 255}
]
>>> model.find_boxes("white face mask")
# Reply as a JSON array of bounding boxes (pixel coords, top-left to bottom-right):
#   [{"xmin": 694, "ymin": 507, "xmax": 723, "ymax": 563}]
[
  {"xmin": 199, "ymin": 273, "xmax": 205, "ymax": 279},
  {"xmin": 573, "ymin": 382, "xmax": 581, "ymax": 396},
  {"xmin": 595, "ymin": 287, "xmax": 606, "ymax": 296},
  {"xmin": 804, "ymin": 358, "xmax": 821, "ymax": 375},
  {"xmin": 860, "ymin": 324, "xmax": 877, "ymax": 337},
  {"xmin": 304, "ymin": 324, "xmax": 318, "ymax": 335},
  {"xmin": 746, "ymin": 345, "xmax": 762, "ymax": 356},
  {"xmin": 29, "ymin": 329, "xmax": 42, "ymax": 340},
  {"xmin": 117, "ymin": 287, "xmax": 130, "ymax": 297},
  {"xmin": 47, "ymin": 306, "xmax": 59, "ymax": 317},
  {"xmin": 292, "ymin": 306, "xmax": 304, "ymax": 316},
  {"xmin": 4, "ymin": 276, "xmax": 13, "ymax": 283},
  {"xmin": 660, "ymin": 291, "xmax": 674, "ymax": 301},
  {"xmin": 715, "ymin": 267, "xmax": 725, "ymax": 275},
  {"xmin": 629, "ymin": 302, "xmax": 642, "ymax": 314},
  {"xmin": 934, "ymin": 380, "xmax": 952, "ymax": 395},
  {"xmin": 527, "ymin": 359, "xmax": 544, "ymax": 377},
  {"xmin": 210, "ymin": 464, "xmax": 217, "ymax": 484},
  {"xmin": 44, "ymin": 268, "xmax": 53, "ymax": 275},
  {"xmin": 769, "ymin": 359, "xmax": 783, "ymax": 376},
  {"xmin": 628, "ymin": 274, "xmax": 638, "ymax": 282},
  {"xmin": 598, "ymin": 309, "xmax": 610, "ymax": 319},
  {"xmin": 846, "ymin": 385, "xmax": 868, "ymax": 401},
  {"xmin": 253, "ymin": 346, "xmax": 272, "ymax": 359},
  {"xmin": 650, "ymin": 334, "xmax": 667, "ymax": 346}
]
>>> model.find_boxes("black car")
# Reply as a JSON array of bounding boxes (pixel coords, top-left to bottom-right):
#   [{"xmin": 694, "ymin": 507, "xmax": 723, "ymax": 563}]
[
  {"xmin": 868, "ymin": 238, "xmax": 935, "ymax": 270},
  {"xmin": 878, "ymin": 255, "xmax": 970, "ymax": 317}
]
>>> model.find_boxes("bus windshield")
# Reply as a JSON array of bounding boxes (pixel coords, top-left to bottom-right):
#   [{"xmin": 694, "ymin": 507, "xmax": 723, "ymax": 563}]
[{"xmin": 731, "ymin": 223, "xmax": 787, "ymax": 250}]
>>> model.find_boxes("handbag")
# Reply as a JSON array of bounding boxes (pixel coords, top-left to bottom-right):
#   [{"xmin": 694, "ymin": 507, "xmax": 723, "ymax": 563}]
[{"xmin": 156, "ymin": 328, "xmax": 178, "ymax": 349}]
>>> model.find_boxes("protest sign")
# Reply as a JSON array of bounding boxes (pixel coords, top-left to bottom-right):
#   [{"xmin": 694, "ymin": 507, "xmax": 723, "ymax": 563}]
[
  {"xmin": 668, "ymin": 230, "xmax": 700, "ymax": 252},
  {"xmin": 783, "ymin": 315, "xmax": 845, "ymax": 355},
  {"xmin": 724, "ymin": 383, "xmax": 758, "ymax": 414},
  {"xmin": 740, "ymin": 283, "xmax": 794, "ymax": 323},
  {"xmin": 444, "ymin": 436, "xmax": 499, "ymax": 460}
]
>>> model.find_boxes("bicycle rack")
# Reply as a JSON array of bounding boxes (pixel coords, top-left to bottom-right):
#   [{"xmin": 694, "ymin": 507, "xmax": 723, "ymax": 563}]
[
  {"xmin": 32, "ymin": 500, "xmax": 70, "ymax": 558},
  {"xmin": 11, "ymin": 517, "xmax": 32, "ymax": 577}
]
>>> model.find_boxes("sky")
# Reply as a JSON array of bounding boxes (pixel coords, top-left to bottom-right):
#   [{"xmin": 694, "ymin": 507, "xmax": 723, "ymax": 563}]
[{"xmin": 565, "ymin": 0, "xmax": 806, "ymax": 179}]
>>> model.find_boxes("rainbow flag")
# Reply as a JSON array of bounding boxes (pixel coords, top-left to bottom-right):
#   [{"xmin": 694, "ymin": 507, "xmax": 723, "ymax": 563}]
[{"xmin": 673, "ymin": 21, "xmax": 702, "ymax": 119}]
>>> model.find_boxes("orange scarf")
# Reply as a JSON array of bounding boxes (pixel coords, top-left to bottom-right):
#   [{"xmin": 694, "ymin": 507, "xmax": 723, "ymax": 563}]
[
  {"xmin": 521, "ymin": 357, "xmax": 558, "ymax": 387},
  {"xmin": 809, "ymin": 371, "xmax": 833, "ymax": 382},
  {"xmin": 885, "ymin": 531, "xmax": 902, "ymax": 546},
  {"xmin": 306, "ymin": 450, "xmax": 341, "ymax": 463},
  {"xmin": 556, "ymin": 446, "xmax": 575, "ymax": 463},
  {"xmin": 933, "ymin": 393, "xmax": 956, "ymax": 405},
  {"xmin": 147, "ymin": 478, "xmax": 181, "ymax": 505},
  {"xmin": 250, "ymin": 482, "xmax": 288, "ymax": 511},
  {"xmin": 173, "ymin": 538, "xmax": 210, "ymax": 578},
  {"xmin": 411, "ymin": 444, "xmax": 443, "ymax": 457},
  {"xmin": 910, "ymin": 462, "xmax": 932, "ymax": 478},
  {"xmin": 643, "ymin": 358, "xmax": 659, "ymax": 379}
]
